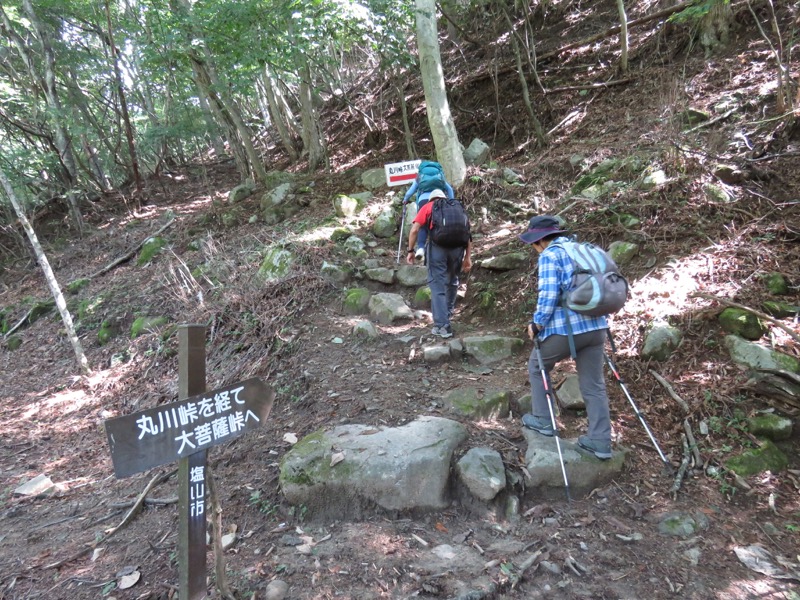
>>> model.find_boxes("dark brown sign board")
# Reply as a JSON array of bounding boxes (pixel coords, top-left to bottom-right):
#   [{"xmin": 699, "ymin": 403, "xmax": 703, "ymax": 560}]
[{"xmin": 105, "ymin": 377, "xmax": 274, "ymax": 478}]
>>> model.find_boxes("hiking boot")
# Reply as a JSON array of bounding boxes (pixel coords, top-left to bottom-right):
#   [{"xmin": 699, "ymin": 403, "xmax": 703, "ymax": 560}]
[
  {"xmin": 431, "ymin": 325, "xmax": 453, "ymax": 339},
  {"xmin": 577, "ymin": 435, "xmax": 612, "ymax": 460},
  {"xmin": 522, "ymin": 414, "xmax": 554, "ymax": 437},
  {"xmin": 414, "ymin": 248, "xmax": 425, "ymax": 261}
]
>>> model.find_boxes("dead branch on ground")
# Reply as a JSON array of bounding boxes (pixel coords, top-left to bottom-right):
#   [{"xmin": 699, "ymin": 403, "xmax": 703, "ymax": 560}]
[
  {"xmin": 649, "ymin": 370, "xmax": 690, "ymax": 413},
  {"xmin": 89, "ymin": 217, "xmax": 175, "ymax": 279}
]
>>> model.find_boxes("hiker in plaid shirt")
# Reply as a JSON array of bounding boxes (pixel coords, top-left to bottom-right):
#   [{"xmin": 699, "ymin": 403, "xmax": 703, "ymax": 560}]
[{"xmin": 518, "ymin": 216, "xmax": 613, "ymax": 460}]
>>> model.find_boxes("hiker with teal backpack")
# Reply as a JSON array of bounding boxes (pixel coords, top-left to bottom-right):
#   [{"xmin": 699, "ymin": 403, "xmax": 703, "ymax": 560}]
[
  {"xmin": 518, "ymin": 216, "xmax": 628, "ymax": 460},
  {"xmin": 403, "ymin": 161, "xmax": 455, "ymax": 261}
]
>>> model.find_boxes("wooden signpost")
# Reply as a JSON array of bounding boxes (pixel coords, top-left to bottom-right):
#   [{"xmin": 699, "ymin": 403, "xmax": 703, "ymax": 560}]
[{"xmin": 104, "ymin": 325, "xmax": 274, "ymax": 600}]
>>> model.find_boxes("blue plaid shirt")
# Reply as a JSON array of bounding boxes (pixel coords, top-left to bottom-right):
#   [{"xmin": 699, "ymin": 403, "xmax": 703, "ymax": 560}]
[{"xmin": 532, "ymin": 236, "xmax": 608, "ymax": 341}]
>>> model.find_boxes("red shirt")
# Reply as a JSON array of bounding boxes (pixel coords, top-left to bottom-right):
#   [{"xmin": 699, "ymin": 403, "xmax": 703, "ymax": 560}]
[{"xmin": 413, "ymin": 201, "xmax": 434, "ymax": 228}]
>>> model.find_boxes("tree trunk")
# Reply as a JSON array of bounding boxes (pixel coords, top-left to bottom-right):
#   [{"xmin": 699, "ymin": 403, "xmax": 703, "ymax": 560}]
[
  {"xmin": 169, "ymin": 0, "xmax": 268, "ymax": 184},
  {"xmin": 104, "ymin": 0, "xmax": 142, "ymax": 191},
  {"xmin": 395, "ymin": 77, "xmax": 417, "ymax": 158},
  {"xmin": 414, "ymin": 0, "xmax": 466, "ymax": 186},
  {"xmin": 4, "ymin": 2, "xmax": 84, "ymax": 234},
  {"xmin": 298, "ymin": 62, "xmax": 327, "ymax": 172},
  {"xmin": 616, "ymin": 0, "xmax": 629, "ymax": 74},
  {"xmin": 196, "ymin": 90, "xmax": 228, "ymax": 160},
  {"xmin": 0, "ymin": 167, "xmax": 90, "ymax": 375},
  {"xmin": 700, "ymin": 0, "xmax": 732, "ymax": 56},
  {"xmin": 261, "ymin": 69, "xmax": 299, "ymax": 161},
  {"xmin": 502, "ymin": 6, "xmax": 546, "ymax": 147}
]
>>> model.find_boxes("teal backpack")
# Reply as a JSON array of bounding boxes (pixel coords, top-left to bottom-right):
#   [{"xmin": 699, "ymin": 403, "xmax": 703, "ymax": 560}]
[{"xmin": 416, "ymin": 161, "xmax": 447, "ymax": 194}]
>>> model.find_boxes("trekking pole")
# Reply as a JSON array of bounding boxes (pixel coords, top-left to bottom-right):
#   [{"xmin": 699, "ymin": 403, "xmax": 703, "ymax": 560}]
[
  {"xmin": 396, "ymin": 202, "xmax": 407, "ymax": 264},
  {"xmin": 605, "ymin": 331, "xmax": 672, "ymax": 473},
  {"xmin": 533, "ymin": 336, "xmax": 571, "ymax": 502}
]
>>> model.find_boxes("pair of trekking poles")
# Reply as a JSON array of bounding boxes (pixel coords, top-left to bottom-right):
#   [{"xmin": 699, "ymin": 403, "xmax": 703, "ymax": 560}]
[{"xmin": 533, "ymin": 330, "xmax": 671, "ymax": 502}]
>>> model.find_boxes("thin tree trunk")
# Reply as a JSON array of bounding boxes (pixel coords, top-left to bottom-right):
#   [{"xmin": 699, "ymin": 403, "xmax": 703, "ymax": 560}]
[
  {"xmin": 298, "ymin": 62, "xmax": 326, "ymax": 172},
  {"xmin": 196, "ymin": 90, "xmax": 227, "ymax": 160},
  {"xmin": 616, "ymin": 0, "xmax": 629, "ymax": 74},
  {"xmin": 502, "ymin": 6, "xmax": 546, "ymax": 147},
  {"xmin": 0, "ymin": 167, "xmax": 90, "ymax": 375},
  {"xmin": 395, "ymin": 77, "xmax": 416, "ymax": 158},
  {"xmin": 4, "ymin": 2, "xmax": 84, "ymax": 234},
  {"xmin": 415, "ymin": 0, "xmax": 466, "ymax": 185},
  {"xmin": 104, "ymin": 0, "xmax": 142, "ymax": 191},
  {"xmin": 261, "ymin": 69, "xmax": 299, "ymax": 161}
]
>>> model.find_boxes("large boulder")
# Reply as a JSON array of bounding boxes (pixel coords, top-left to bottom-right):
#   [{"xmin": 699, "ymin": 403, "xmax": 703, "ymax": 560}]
[
  {"xmin": 724, "ymin": 335, "xmax": 800, "ymax": 373},
  {"xmin": 464, "ymin": 138, "xmax": 490, "ymax": 166},
  {"xmin": 372, "ymin": 208, "xmax": 397, "ymax": 238},
  {"xmin": 479, "ymin": 252, "xmax": 528, "ymax": 271},
  {"xmin": 334, "ymin": 194, "xmax": 367, "ymax": 217},
  {"xmin": 442, "ymin": 387, "xmax": 511, "ymax": 419},
  {"xmin": 396, "ymin": 265, "xmax": 428, "ymax": 287},
  {"xmin": 456, "ymin": 447, "xmax": 506, "ymax": 501},
  {"xmin": 641, "ymin": 323, "xmax": 682, "ymax": 362},
  {"xmin": 360, "ymin": 169, "xmax": 386, "ymax": 190},
  {"xmin": 279, "ymin": 416, "xmax": 468, "ymax": 518},
  {"xmin": 258, "ymin": 246, "xmax": 295, "ymax": 281},
  {"xmin": 718, "ymin": 308, "xmax": 766, "ymax": 340}
]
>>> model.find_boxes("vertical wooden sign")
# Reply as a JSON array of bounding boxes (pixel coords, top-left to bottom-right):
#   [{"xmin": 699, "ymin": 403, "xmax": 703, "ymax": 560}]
[{"xmin": 178, "ymin": 325, "xmax": 207, "ymax": 600}]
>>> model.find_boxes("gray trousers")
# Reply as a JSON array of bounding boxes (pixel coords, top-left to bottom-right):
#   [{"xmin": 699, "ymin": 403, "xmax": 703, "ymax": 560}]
[
  {"xmin": 528, "ymin": 329, "xmax": 611, "ymax": 442},
  {"xmin": 426, "ymin": 243, "xmax": 464, "ymax": 328}
]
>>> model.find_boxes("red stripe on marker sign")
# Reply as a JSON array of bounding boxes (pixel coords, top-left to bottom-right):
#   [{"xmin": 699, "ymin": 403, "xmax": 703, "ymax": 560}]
[{"xmin": 388, "ymin": 172, "xmax": 418, "ymax": 184}]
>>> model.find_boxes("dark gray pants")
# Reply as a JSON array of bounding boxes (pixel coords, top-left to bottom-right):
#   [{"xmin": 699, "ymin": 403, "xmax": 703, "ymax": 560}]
[
  {"xmin": 528, "ymin": 329, "xmax": 611, "ymax": 442},
  {"xmin": 426, "ymin": 243, "xmax": 464, "ymax": 328}
]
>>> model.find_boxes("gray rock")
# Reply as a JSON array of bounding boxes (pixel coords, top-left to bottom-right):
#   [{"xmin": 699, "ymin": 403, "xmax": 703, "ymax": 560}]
[
  {"xmin": 464, "ymin": 138, "xmax": 491, "ymax": 166},
  {"xmin": 360, "ymin": 168, "xmax": 387, "ymax": 190},
  {"xmin": 372, "ymin": 208, "xmax": 397, "ymax": 238},
  {"xmin": 228, "ymin": 182, "xmax": 255, "ymax": 203},
  {"xmin": 522, "ymin": 430, "xmax": 626, "ymax": 493},
  {"xmin": 279, "ymin": 416, "xmax": 468, "ymax": 517},
  {"xmin": 557, "ymin": 375, "xmax": 585, "ymax": 410},
  {"xmin": 747, "ymin": 413, "xmax": 793, "ymax": 441},
  {"xmin": 334, "ymin": 194, "xmax": 367, "ymax": 217},
  {"xmin": 321, "ymin": 261, "xmax": 351, "ymax": 285},
  {"xmin": 368, "ymin": 293, "xmax": 413, "ymax": 325},
  {"xmin": 343, "ymin": 288, "xmax": 371, "ymax": 315},
  {"xmin": 265, "ymin": 579, "xmax": 289, "ymax": 600},
  {"xmin": 396, "ymin": 265, "xmax": 428, "ymax": 287},
  {"xmin": 463, "ymin": 335, "xmax": 525, "ymax": 365},
  {"xmin": 343, "ymin": 236, "xmax": 366, "ymax": 255},
  {"xmin": 456, "ymin": 447, "xmax": 506, "ymax": 501},
  {"xmin": 258, "ymin": 246, "xmax": 295, "ymax": 281},
  {"xmin": 261, "ymin": 182, "xmax": 292, "ymax": 207},
  {"xmin": 443, "ymin": 387, "xmax": 510, "ymax": 419},
  {"xmin": 703, "ymin": 183, "xmax": 732, "ymax": 204},
  {"xmin": 364, "ymin": 268, "xmax": 395, "ymax": 284},
  {"xmin": 503, "ymin": 167, "xmax": 523, "ymax": 184},
  {"xmin": 713, "ymin": 164, "xmax": 744, "ymax": 185},
  {"xmin": 641, "ymin": 323, "xmax": 682, "ymax": 362},
  {"xmin": 608, "ymin": 241, "xmax": 639, "ymax": 265},
  {"xmin": 423, "ymin": 345, "xmax": 452, "ymax": 364},
  {"xmin": 724, "ymin": 335, "xmax": 800, "ymax": 373},
  {"xmin": 640, "ymin": 170, "xmax": 667, "ymax": 190},
  {"xmin": 353, "ymin": 320, "xmax": 378, "ymax": 338}
]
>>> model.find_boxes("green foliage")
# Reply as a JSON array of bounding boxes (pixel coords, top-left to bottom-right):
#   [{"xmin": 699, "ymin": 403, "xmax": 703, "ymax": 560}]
[
  {"xmin": 248, "ymin": 490, "xmax": 277, "ymax": 516},
  {"xmin": 669, "ymin": 0, "xmax": 730, "ymax": 24}
]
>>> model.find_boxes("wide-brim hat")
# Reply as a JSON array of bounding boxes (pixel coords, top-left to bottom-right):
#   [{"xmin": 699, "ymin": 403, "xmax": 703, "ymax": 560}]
[{"xmin": 519, "ymin": 215, "xmax": 568, "ymax": 244}]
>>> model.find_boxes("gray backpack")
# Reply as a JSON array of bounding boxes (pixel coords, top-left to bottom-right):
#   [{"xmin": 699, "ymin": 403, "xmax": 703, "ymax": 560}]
[{"xmin": 554, "ymin": 240, "xmax": 628, "ymax": 316}]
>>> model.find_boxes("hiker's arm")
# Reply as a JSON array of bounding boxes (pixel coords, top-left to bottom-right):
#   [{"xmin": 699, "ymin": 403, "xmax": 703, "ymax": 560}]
[
  {"xmin": 532, "ymin": 253, "xmax": 559, "ymax": 327},
  {"xmin": 403, "ymin": 181, "xmax": 417, "ymax": 203},
  {"xmin": 445, "ymin": 182, "xmax": 455, "ymax": 199},
  {"xmin": 461, "ymin": 240, "xmax": 472, "ymax": 272},
  {"xmin": 406, "ymin": 222, "xmax": 421, "ymax": 264}
]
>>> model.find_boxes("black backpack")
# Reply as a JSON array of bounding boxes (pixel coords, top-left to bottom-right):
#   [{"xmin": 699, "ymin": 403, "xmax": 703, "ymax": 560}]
[{"xmin": 430, "ymin": 198, "xmax": 470, "ymax": 248}]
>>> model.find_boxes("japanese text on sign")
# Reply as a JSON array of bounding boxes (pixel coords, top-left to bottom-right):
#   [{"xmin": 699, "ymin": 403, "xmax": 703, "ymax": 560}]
[
  {"xmin": 105, "ymin": 377, "xmax": 274, "ymax": 478},
  {"xmin": 134, "ymin": 386, "xmax": 260, "ymax": 454},
  {"xmin": 190, "ymin": 465, "xmax": 205, "ymax": 517}
]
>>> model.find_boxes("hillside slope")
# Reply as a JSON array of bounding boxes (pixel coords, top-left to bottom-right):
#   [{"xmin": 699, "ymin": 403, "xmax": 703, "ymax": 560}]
[{"xmin": 1, "ymin": 2, "xmax": 799, "ymax": 599}]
